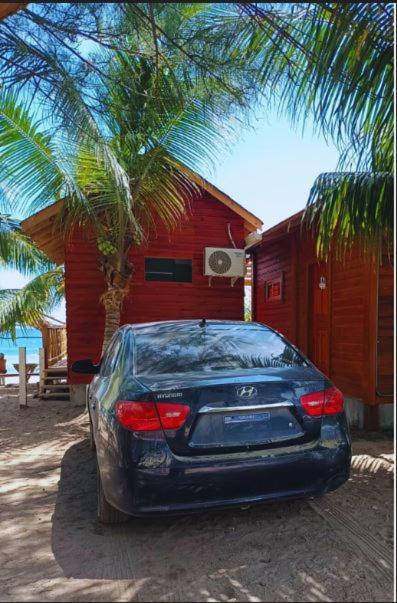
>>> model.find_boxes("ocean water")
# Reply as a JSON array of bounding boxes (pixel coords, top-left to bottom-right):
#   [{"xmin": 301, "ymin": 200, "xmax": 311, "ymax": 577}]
[{"xmin": 0, "ymin": 326, "xmax": 42, "ymax": 373}]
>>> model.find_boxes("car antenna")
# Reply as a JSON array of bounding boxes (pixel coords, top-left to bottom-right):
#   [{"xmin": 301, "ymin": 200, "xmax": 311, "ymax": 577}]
[{"xmin": 199, "ymin": 318, "xmax": 206, "ymax": 329}]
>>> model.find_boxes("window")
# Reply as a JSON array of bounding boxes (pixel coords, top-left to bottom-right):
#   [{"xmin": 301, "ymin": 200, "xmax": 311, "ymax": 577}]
[
  {"xmin": 134, "ymin": 323, "xmax": 307, "ymax": 376},
  {"xmin": 145, "ymin": 258, "xmax": 192, "ymax": 282},
  {"xmin": 100, "ymin": 334, "xmax": 122, "ymax": 377},
  {"xmin": 265, "ymin": 274, "xmax": 283, "ymax": 302}
]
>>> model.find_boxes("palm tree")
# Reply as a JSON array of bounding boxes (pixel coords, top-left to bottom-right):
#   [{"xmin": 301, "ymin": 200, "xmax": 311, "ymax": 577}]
[
  {"xmin": 0, "ymin": 44, "xmax": 224, "ymax": 350},
  {"xmin": 1, "ymin": 5, "xmax": 249, "ymax": 350},
  {"xmin": 234, "ymin": 3, "xmax": 393, "ymax": 254},
  {"xmin": 130, "ymin": 3, "xmax": 393, "ymax": 255},
  {"xmin": 2, "ymin": 3, "xmax": 391, "ymax": 345},
  {"xmin": 3, "ymin": 3, "xmax": 393, "ymax": 255},
  {"xmin": 0, "ymin": 214, "xmax": 64, "ymax": 340},
  {"xmin": 0, "ymin": 213, "xmax": 53, "ymax": 275},
  {"xmin": 0, "ymin": 268, "xmax": 64, "ymax": 340}
]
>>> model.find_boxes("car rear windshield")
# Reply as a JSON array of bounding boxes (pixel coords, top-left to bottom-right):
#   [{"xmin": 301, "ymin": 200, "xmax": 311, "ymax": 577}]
[{"xmin": 134, "ymin": 324, "xmax": 307, "ymax": 376}]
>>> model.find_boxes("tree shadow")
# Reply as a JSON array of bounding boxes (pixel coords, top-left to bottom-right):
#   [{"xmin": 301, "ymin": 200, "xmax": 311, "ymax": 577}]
[
  {"xmin": 2, "ymin": 393, "xmax": 392, "ymax": 601},
  {"xmin": 49, "ymin": 438, "xmax": 391, "ymax": 602}
]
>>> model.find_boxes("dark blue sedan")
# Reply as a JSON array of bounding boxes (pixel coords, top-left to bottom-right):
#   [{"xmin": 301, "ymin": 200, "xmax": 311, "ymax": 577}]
[{"xmin": 72, "ymin": 320, "xmax": 351, "ymax": 523}]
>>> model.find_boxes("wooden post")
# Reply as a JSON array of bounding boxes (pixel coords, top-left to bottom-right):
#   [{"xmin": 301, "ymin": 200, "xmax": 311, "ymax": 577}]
[
  {"xmin": 39, "ymin": 347, "xmax": 45, "ymax": 397},
  {"xmin": 19, "ymin": 347, "xmax": 28, "ymax": 409}
]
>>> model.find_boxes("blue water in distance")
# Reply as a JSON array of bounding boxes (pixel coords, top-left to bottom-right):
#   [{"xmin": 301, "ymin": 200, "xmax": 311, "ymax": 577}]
[{"xmin": 0, "ymin": 327, "xmax": 41, "ymax": 372}]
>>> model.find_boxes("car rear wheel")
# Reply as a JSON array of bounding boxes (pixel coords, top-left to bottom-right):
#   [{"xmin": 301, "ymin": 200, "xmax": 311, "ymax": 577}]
[{"xmin": 97, "ymin": 462, "xmax": 130, "ymax": 524}]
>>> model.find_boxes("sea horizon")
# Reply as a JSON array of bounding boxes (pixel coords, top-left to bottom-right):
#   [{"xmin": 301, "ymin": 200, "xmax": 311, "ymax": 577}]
[{"xmin": 0, "ymin": 327, "xmax": 42, "ymax": 379}]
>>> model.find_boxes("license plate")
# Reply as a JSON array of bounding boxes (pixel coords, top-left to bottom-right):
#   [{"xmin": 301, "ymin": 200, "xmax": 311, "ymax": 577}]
[{"xmin": 224, "ymin": 412, "xmax": 270, "ymax": 424}]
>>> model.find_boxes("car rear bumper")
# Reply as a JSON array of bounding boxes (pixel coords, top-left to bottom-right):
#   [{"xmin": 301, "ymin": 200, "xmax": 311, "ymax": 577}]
[{"xmin": 98, "ymin": 417, "xmax": 351, "ymax": 517}]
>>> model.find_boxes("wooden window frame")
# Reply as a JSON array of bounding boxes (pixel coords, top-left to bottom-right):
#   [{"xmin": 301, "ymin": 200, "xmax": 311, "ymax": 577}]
[
  {"xmin": 264, "ymin": 273, "xmax": 284, "ymax": 303},
  {"xmin": 144, "ymin": 257, "xmax": 193, "ymax": 283}
]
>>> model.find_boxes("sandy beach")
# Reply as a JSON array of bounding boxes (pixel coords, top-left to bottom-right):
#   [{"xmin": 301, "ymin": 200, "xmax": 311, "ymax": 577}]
[{"xmin": 0, "ymin": 386, "xmax": 393, "ymax": 602}]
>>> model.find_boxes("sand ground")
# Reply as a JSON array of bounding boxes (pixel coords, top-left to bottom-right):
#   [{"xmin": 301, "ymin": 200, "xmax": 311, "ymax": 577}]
[{"xmin": 0, "ymin": 385, "xmax": 394, "ymax": 602}]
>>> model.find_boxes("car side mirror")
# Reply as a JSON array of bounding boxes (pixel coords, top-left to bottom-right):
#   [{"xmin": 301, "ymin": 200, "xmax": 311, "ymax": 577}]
[{"xmin": 71, "ymin": 359, "xmax": 100, "ymax": 374}]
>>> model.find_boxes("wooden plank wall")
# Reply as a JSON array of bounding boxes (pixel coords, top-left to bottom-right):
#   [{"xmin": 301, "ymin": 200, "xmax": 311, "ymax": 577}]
[
  {"xmin": 65, "ymin": 192, "xmax": 245, "ymax": 384},
  {"xmin": 41, "ymin": 324, "xmax": 67, "ymax": 365},
  {"xmin": 252, "ymin": 231, "xmax": 394, "ymax": 405},
  {"xmin": 376, "ymin": 254, "xmax": 394, "ymax": 400},
  {"xmin": 252, "ymin": 235, "xmax": 296, "ymax": 343},
  {"xmin": 329, "ymin": 247, "xmax": 374, "ymax": 401},
  {"xmin": 64, "ymin": 228, "xmax": 107, "ymax": 384},
  {"xmin": 295, "ymin": 232, "xmax": 317, "ymax": 355},
  {"xmin": 123, "ymin": 192, "xmax": 244, "ymax": 324}
]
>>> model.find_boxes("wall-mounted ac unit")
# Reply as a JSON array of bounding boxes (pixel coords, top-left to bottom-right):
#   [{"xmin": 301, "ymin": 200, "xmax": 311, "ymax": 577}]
[{"xmin": 204, "ymin": 247, "xmax": 246, "ymax": 278}]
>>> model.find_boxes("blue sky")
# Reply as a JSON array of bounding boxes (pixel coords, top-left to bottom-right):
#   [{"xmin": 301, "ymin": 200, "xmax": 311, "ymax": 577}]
[
  {"xmin": 201, "ymin": 107, "xmax": 339, "ymax": 230},
  {"xmin": 0, "ymin": 106, "xmax": 339, "ymax": 322}
]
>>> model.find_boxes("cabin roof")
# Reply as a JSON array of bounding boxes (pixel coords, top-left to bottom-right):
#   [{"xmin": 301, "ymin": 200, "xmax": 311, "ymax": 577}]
[
  {"xmin": 21, "ymin": 169, "xmax": 263, "ymax": 265},
  {"xmin": 246, "ymin": 210, "xmax": 305, "ymax": 250}
]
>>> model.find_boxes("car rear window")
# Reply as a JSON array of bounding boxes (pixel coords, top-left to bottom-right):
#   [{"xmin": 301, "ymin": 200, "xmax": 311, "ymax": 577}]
[{"xmin": 134, "ymin": 324, "xmax": 307, "ymax": 376}]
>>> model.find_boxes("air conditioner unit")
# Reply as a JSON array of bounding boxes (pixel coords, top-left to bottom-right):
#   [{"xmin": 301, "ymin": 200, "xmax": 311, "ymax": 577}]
[{"xmin": 204, "ymin": 247, "xmax": 246, "ymax": 278}]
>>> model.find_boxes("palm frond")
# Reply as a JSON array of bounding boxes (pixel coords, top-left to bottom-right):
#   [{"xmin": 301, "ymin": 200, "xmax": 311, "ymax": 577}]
[
  {"xmin": 0, "ymin": 90, "xmax": 64, "ymax": 211},
  {"xmin": 0, "ymin": 89, "xmax": 102, "ymax": 227},
  {"xmin": 63, "ymin": 49, "xmax": 226, "ymax": 248},
  {"xmin": 199, "ymin": 2, "xmax": 393, "ymax": 251},
  {"xmin": 0, "ymin": 267, "xmax": 64, "ymax": 340},
  {"xmin": 120, "ymin": 3, "xmax": 394, "ymax": 252},
  {"xmin": 235, "ymin": 3, "xmax": 393, "ymax": 173},
  {"xmin": 305, "ymin": 171, "xmax": 394, "ymax": 257},
  {"xmin": 0, "ymin": 214, "xmax": 54, "ymax": 274}
]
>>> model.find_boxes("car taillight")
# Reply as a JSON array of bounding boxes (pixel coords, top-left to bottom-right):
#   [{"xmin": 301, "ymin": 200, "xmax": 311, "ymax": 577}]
[
  {"xmin": 115, "ymin": 401, "xmax": 160, "ymax": 431},
  {"xmin": 300, "ymin": 387, "xmax": 344, "ymax": 417},
  {"xmin": 115, "ymin": 401, "xmax": 189, "ymax": 431},
  {"xmin": 157, "ymin": 403, "xmax": 190, "ymax": 429}
]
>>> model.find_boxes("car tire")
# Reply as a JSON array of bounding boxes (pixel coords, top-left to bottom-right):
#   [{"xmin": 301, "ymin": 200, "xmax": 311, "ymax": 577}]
[{"xmin": 97, "ymin": 462, "xmax": 130, "ymax": 524}]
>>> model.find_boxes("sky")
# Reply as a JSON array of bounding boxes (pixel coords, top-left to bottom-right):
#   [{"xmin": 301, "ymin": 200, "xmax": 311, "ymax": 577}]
[
  {"xmin": 201, "ymin": 106, "xmax": 340, "ymax": 230},
  {"xmin": 0, "ymin": 105, "xmax": 340, "ymax": 323}
]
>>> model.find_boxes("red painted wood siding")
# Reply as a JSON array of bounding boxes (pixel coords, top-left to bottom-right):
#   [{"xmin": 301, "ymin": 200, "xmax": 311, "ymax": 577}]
[
  {"xmin": 252, "ymin": 231, "xmax": 394, "ymax": 405},
  {"xmin": 252, "ymin": 237, "xmax": 296, "ymax": 342},
  {"xmin": 307, "ymin": 261, "xmax": 330, "ymax": 376},
  {"xmin": 377, "ymin": 255, "xmax": 394, "ymax": 399},
  {"xmin": 64, "ymin": 228, "xmax": 107, "ymax": 384},
  {"xmin": 65, "ymin": 191, "xmax": 245, "ymax": 384},
  {"xmin": 329, "ymin": 248, "xmax": 372, "ymax": 400}
]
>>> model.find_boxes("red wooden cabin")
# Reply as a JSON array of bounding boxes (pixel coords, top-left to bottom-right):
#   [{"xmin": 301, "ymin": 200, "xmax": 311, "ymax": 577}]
[
  {"xmin": 22, "ymin": 170, "xmax": 262, "ymax": 400},
  {"xmin": 249, "ymin": 211, "xmax": 394, "ymax": 429}
]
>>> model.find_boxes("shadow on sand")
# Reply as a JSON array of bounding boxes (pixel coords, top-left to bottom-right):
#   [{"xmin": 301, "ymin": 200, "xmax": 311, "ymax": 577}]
[{"xmin": 49, "ymin": 439, "xmax": 367, "ymax": 602}]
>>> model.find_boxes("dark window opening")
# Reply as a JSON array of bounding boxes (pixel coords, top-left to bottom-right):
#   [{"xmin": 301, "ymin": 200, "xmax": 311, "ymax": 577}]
[{"xmin": 145, "ymin": 258, "xmax": 192, "ymax": 282}]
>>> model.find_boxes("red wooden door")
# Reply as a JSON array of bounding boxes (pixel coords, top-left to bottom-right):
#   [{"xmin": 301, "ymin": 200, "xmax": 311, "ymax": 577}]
[{"xmin": 308, "ymin": 262, "xmax": 330, "ymax": 375}]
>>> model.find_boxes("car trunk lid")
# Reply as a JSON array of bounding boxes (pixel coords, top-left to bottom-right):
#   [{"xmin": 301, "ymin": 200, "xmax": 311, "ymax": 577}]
[{"xmin": 137, "ymin": 367, "xmax": 325, "ymax": 456}]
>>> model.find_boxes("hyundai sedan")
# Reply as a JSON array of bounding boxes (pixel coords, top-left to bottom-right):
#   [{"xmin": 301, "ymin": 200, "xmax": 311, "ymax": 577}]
[{"xmin": 72, "ymin": 320, "xmax": 351, "ymax": 523}]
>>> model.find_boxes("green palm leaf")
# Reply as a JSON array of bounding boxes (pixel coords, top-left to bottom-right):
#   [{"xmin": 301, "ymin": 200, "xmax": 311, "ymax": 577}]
[
  {"xmin": 180, "ymin": 2, "xmax": 394, "ymax": 252},
  {"xmin": 0, "ymin": 267, "xmax": 64, "ymax": 341},
  {"xmin": 0, "ymin": 90, "xmax": 64, "ymax": 211},
  {"xmin": 305, "ymin": 171, "xmax": 394, "ymax": 257},
  {"xmin": 115, "ymin": 3, "xmax": 393, "ymax": 254},
  {"xmin": 0, "ymin": 213, "xmax": 54, "ymax": 274}
]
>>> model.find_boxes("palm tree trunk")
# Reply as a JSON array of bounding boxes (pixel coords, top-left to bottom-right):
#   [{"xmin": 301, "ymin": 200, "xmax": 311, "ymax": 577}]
[
  {"xmin": 101, "ymin": 288, "xmax": 126, "ymax": 353},
  {"xmin": 99, "ymin": 251, "xmax": 133, "ymax": 354}
]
